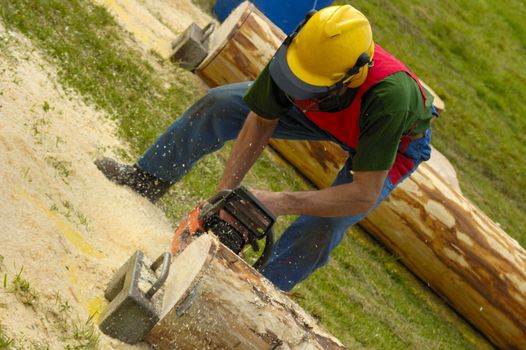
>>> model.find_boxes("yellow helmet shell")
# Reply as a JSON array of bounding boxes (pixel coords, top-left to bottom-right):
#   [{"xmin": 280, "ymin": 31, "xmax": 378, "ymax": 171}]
[{"xmin": 286, "ymin": 5, "xmax": 374, "ymax": 88}]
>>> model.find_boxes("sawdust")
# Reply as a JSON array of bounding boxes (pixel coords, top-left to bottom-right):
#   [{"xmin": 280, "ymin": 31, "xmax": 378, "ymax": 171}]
[
  {"xmin": 0, "ymin": 0, "xmax": 214, "ymax": 347},
  {"xmin": 0, "ymin": 20, "xmax": 172, "ymax": 350},
  {"xmin": 92, "ymin": 0, "xmax": 213, "ymax": 59}
]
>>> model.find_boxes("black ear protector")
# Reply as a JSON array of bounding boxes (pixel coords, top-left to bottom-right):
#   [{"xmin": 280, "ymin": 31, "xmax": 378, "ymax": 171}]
[
  {"xmin": 330, "ymin": 52, "xmax": 372, "ymax": 92},
  {"xmin": 269, "ymin": 9, "xmax": 374, "ymax": 100}
]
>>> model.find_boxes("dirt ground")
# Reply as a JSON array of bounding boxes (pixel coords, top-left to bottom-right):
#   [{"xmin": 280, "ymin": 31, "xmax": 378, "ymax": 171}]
[{"xmin": 0, "ymin": 0, "xmax": 211, "ymax": 348}]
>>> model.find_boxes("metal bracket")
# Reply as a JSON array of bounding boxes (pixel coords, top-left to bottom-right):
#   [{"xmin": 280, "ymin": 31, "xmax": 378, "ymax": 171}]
[
  {"xmin": 170, "ymin": 22, "xmax": 215, "ymax": 71},
  {"xmin": 99, "ymin": 251, "xmax": 171, "ymax": 344}
]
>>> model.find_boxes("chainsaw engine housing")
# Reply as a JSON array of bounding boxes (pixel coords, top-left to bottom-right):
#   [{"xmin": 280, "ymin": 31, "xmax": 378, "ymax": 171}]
[{"xmin": 172, "ymin": 187, "xmax": 275, "ymax": 270}]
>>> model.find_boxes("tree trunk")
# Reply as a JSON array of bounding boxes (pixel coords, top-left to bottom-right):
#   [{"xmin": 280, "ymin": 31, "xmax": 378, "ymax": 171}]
[
  {"xmin": 146, "ymin": 234, "xmax": 345, "ymax": 350},
  {"xmin": 192, "ymin": 2, "xmax": 526, "ymax": 348}
]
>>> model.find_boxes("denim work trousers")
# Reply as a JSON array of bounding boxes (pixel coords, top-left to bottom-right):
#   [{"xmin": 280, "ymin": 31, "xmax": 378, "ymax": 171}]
[{"xmin": 138, "ymin": 82, "xmax": 432, "ymax": 291}]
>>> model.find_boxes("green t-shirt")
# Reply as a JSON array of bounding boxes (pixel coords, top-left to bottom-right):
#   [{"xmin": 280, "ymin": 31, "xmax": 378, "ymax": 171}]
[{"xmin": 243, "ymin": 64, "xmax": 435, "ymax": 171}]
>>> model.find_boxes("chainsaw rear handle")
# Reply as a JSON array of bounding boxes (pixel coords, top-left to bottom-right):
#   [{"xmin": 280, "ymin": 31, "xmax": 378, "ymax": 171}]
[
  {"xmin": 202, "ymin": 186, "xmax": 276, "ymax": 239},
  {"xmin": 252, "ymin": 228, "xmax": 274, "ymax": 271},
  {"xmin": 205, "ymin": 187, "xmax": 276, "ymax": 271}
]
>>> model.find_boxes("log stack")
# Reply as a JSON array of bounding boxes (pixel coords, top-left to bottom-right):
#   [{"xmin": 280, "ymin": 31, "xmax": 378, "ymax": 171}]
[{"xmin": 192, "ymin": 2, "xmax": 526, "ymax": 348}]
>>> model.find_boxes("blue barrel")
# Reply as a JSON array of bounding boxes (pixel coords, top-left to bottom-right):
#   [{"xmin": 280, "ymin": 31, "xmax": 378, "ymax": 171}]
[{"xmin": 214, "ymin": 0, "xmax": 334, "ymax": 34}]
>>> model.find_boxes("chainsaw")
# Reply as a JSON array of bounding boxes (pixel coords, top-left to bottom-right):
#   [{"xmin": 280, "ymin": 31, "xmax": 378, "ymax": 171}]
[
  {"xmin": 172, "ymin": 186, "xmax": 276, "ymax": 271},
  {"xmin": 99, "ymin": 186, "xmax": 276, "ymax": 343}
]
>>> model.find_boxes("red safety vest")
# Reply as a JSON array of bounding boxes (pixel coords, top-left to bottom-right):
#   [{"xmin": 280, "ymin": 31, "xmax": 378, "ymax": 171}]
[
  {"xmin": 295, "ymin": 44, "xmax": 427, "ymax": 149},
  {"xmin": 293, "ymin": 44, "xmax": 429, "ymax": 184}
]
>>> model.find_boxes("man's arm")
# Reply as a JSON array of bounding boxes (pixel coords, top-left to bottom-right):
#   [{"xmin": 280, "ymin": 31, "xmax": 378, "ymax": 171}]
[
  {"xmin": 217, "ymin": 111, "xmax": 279, "ymax": 190},
  {"xmin": 253, "ymin": 170, "xmax": 388, "ymax": 217}
]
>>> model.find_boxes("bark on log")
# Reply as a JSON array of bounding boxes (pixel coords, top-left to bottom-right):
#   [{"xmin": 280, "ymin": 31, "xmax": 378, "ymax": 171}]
[
  {"xmin": 193, "ymin": 2, "xmax": 526, "ymax": 348},
  {"xmin": 146, "ymin": 234, "xmax": 345, "ymax": 349}
]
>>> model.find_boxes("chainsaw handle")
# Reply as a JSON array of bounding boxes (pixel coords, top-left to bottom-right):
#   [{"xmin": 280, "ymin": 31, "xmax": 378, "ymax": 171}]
[
  {"xmin": 252, "ymin": 229, "xmax": 275, "ymax": 272},
  {"xmin": 203, "ymin": 186, "xmax": 276, "ymax": 238}
]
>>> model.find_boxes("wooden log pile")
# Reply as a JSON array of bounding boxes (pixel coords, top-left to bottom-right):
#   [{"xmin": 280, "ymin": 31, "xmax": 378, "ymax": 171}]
[{"xmin": 192, "ymin": 2, "xmax": 526, "ymax": 349}]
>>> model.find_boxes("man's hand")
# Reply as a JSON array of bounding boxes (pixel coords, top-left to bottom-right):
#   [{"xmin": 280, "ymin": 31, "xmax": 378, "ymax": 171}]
[
  {"xmin": 250, "ymin": 190, "xmax": 284, "ymax": 217},
  {"xmin": 251, "ymin": 170, "xmax": 388, "ymax": 218}
]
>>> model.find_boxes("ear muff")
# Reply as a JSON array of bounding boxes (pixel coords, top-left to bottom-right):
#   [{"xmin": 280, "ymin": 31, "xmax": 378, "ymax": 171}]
[
  {"xmin": 349, "ymin": 52, "xmax": 371, "ymax": 76},
  {"xmin": 335, "ymin": 52, "xmax": 372, "ymax": 88}
]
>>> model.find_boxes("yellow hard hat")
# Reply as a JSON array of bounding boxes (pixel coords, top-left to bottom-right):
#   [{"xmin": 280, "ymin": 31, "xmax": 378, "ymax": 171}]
[{"xmin": 270, "ymin": 5, "xmax": 374, "ymax": 100}]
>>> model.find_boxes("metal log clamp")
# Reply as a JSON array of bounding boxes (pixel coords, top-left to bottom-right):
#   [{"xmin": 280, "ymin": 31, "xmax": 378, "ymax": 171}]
[
  {"xmin": 99, "ymin": 251, "xmax": 171, "ymax": 344},
  {"xmin": 170, "ymin": 22, "xmax": 215, "ymax": 71}
]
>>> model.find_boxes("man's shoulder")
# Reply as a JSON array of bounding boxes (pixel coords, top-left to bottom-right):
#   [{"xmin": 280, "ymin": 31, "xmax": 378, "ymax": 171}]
[
  {"xmin": 371, "ymin": 72, "xmax": 417, "ymax": 94},
  {"xmin": 365, "ymin": 72, "xmax": 421, "ymax": 110}
]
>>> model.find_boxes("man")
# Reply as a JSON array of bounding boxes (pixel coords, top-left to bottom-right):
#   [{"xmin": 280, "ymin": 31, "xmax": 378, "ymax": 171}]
[{"xmin": 95, "ymin": 5, "xmax": 436, "ymax": 291}]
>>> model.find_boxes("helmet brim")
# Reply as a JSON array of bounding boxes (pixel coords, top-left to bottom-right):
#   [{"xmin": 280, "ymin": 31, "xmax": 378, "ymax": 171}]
[{"xmin": 269, "ymin": 44, "xmax": 332, "ymax": 100}]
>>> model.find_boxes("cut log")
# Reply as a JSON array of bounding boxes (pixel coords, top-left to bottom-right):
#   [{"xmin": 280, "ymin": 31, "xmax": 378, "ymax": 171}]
[
  {"xmin": 360, "ymin": 163, "xmax": 526, "ymax": 349},
  {"xmin": 428, "ymin": 145, "xmax": 460, "ymax": 192},
  {"xmin": 196, "ymin": 2, "xmax": 284, "ymax": 86},
  {"xmin": 146, "ymin": 234, "xmax": 345, "ymax": 349},
  {"xmin": 192, "ymin": 2, "xmax": 526, "ymax": 348}
]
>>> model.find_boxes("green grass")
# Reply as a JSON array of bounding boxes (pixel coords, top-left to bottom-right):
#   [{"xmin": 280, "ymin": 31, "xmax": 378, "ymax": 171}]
[
  {"xmin": 0, "ymin": 325, "xmax": 14, "ymax": 350},
  {"xmin": 47, "ymin": 293, "xmax": 100, "ymax": 350},
  {"xmin": 190, "ymin": 0, "xmax": 215, "ymax": 16},
  {"xmin": 1, "ymin": 0, "xmax": 517, "ymax": 348},
  {"xmin": 0, "ymin": 0, "xmax": 199, "ymax": 156},
  {"xmin": 9, "ymin": 267, "xmax": 38, "ymax": 308},
  {"xmin": 296, "ymin": 227, "xmax": 492, "ymax": 349},
  {"xmin": 1, "ymin": 272, "xmax": 99, "ymax": 349}
]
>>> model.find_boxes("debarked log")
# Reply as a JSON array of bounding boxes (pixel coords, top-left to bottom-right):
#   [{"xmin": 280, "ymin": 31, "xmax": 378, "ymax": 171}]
[
  {"xmin": 192, "ymin": 1, "xmax": 526, "ymax": 348},
  {"xmin": 362, "ymin": 162, "xmax": 526, "ymax": 349},
  {"xmin": 146, "ymin": 234, "xmax": 345, "ymax": 349}
]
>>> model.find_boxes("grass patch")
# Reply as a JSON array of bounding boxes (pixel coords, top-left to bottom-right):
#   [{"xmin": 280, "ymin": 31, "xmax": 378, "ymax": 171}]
[
  {"xmin": 47, "ymin": 293, "xmax": 99, "ymax": 350},
  {"xmin": 1, "ymin": 272, "xmax": 99, "ymax": 350},
  {"xmin": 45, "ymin": 156, "xmax": 73, "ymax": 182},
  {"xmin": 190, "ymin": 0, "xmax": 216, "ymax": 16},
  {"xmin": 0, "ymin": 325, "xmax": 14, "ymax": 350},
  {"xmin": 9, "ymin": 267, "xmax": 38, "ymax": 308},
  {"xmin": 295, "ymin": 227, "xmax": 492, "ymax": 349},
  {"xmin": 0, "ymin": 0, "xmax": 199, "ymax": 157}
]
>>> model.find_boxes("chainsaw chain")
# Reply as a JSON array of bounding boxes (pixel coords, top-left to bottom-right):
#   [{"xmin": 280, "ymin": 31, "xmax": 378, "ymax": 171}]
[{"xmin": 204, "ymin": 217, "xmax": 245, "ymax": 254}]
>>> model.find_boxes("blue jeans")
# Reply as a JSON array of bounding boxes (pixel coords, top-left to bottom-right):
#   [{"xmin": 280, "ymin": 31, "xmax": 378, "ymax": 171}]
[{"xmin": 139, "ymin": 82, "xmax": 432, "ymax": 291}]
